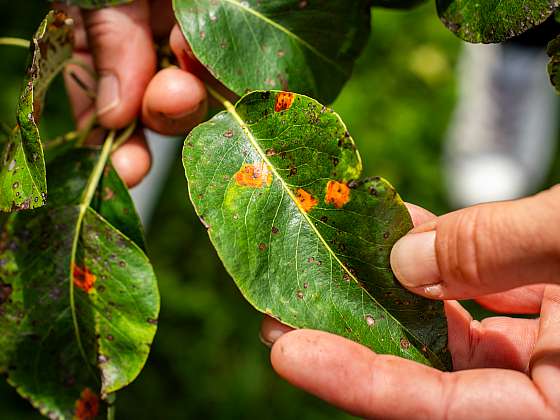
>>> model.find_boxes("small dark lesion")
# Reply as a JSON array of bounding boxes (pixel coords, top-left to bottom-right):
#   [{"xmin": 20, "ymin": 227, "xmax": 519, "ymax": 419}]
[{"xmin": 0, "ymin": 281, "xmax": 12, "ymax": 306}]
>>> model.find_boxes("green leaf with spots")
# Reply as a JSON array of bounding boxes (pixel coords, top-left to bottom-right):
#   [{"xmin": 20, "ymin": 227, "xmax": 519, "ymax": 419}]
[
  {"xmin": 437, "ymin": 0, "xmax": 559, "ymax": 43},
  {"xmin": 0, "ymin": 11, "xmax": 73, "ymax": 212},
  {"xmin": 548, "ymin": 35, "xmax": 560, "ymax": 93},
  {"xmin": 52, "ymin": 0, "xmax": 133, "ymax": 9},
  {"xmin": 183, "ymin": 90, "xmax": 450, "ymax": 370},
  {"xmin": 173, "ymin": 0, "xmax": 371, "ymax": 104},
  {"xmin": 373, "ymin": 0, "xmax": 427, "ymax": 9},
  {"xmin": 0, "ymin": 145, "xmax": 159, "ymax": 419}
]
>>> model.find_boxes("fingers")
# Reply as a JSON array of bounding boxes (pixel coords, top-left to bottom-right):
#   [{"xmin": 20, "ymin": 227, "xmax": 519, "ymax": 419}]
[
  {"xmin": 445, "ymin": 301, "xmax": 537, "ymax": 371},
  {"xmin": 83, "ymin": 0, "xmax": 156, "ymax": 128},
  {"xmin": 475, "ymin": 285, "xmax": 545, "ymax": 314},
  {"xmin": 391, "ymin": 187, "xmax": 560, "ymax": 300},
  {"xmin": 530, "ymin": 285, "xmax": 560, "ymax": 412},
  {"xmin": 141, "ymin": 67, "xmax": 208, "ymax": 136},
  {"xmin": 404, "ymin": 202, "xmax": 436, "ymax": 227},
  {"xmin": 270, "ymin": 329, "xmax": 552, "ymax": 419},
  {"xmin": 110, "ymin": 131, "xmax": 152, "ymax": 188},
  {"xmin": 259, "ymin": 316, "xmax": 294, "ymax": 347}
]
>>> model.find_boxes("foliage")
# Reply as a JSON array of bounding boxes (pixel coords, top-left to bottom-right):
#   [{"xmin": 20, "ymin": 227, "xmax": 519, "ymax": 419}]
[
  {"xmin": 173, "ymin": 0, "xmax": 371, "ymax": 104},
  {"xmin": 184, "ymin": 90, "xmax": 449, "ymax": 368},
  {"xmin": 3, "ymin": 0, "xmax": 560, "ymax": 415}
]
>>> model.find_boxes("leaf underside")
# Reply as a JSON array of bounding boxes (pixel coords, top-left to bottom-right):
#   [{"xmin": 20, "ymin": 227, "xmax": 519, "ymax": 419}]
[
  {"xmin": 183, "ymin": 91, "xmax": 450, "ymax": 370},
  {"xmin": 0, "ymin": 11, "xmax": 73, "ymax": 212},
  {"xmin": 0, "ymin": 149, "xmax": 159, "ymax": 419},
  {"xmin": 173, "ymin": 0, "xmax": 371, "ymax": 104},
  {"xmin": 437, "ymin": 0, "xmax": 560, "ymax": 43}
]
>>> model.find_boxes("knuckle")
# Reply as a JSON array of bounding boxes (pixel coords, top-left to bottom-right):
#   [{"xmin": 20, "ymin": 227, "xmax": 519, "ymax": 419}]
[{"xmin": 438, "ymin": 207, "xmax": 486, "ymax": 292}]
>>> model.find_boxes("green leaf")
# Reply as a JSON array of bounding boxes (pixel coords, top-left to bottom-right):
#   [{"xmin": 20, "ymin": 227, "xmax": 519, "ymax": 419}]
[
  {"xmin": 0, "ymin": 11, "xmax": 73, "ymax": 212},
  {"xmin": 183, "ymin": 90, "xmax": 450, "ymax": 370},
  {"xmin": 548, "ymin": 35, "xmax": 560, "ymax": 93},
  {"xmin": 53, "ymin": 0, "xmax": 133, "ymax": 9},
  {"xmin": 0, "ymin": 146, "xmax": 159, "ymax": 418},
  {"xmin": 173, "ymin": 0, "xmax": 371, "ymax": 104},
  {"xmin": 373, "ymin": 0, "xmax": 427, "ymax": 9},
  {"xmin": 437, "ymin": 0, "xmax": 559, "ymax": 43}
]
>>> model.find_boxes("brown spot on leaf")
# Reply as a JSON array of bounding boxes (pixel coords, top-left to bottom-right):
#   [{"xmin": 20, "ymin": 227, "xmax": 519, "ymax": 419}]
[
  {"xmin": 73, "ymin": 264, "xmax": 96, "ymax": 293},
  {"xmin": 274, "ymin": 91, "xmax": 295, "ymax": 112},
  {"xmin": 296, "ymin": 290, "xmax": 304, "ymax": 299},
  {"xmin": 74, "ymin": 388, "xmax": 99, "ymax": 420},
  {"xmin": 400, "ymin": 337, "xmax": 411, "ymax": 350},
  {"xmin": 258, "ymin": 242, "xmax": 267, "ymax": 251},
  {"xmin": 234, "ymin": 163, "xmax": 273, "ymax": 188},
  {"xmin": 295, "ymin": 188, "xmax": 318, "ymax": 212},
  {"xmin": 271, "ymin": 226, "xmax": 279, "ymax": 234},
  {"xmin": 325, "ymin": 180, "xmax": 350, "ymax": 208}
]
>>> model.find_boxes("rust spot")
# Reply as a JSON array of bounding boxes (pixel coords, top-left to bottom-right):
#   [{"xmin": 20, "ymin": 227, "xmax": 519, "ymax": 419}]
[
  {"xmin": 234, "ymin": 163, "xmax": 273, "ymax": 188},
  {"xmin": 74, "ymin": 388, "xmax": 99, "ymax": 420},
  {"xmin": 271, "ymin": 226, "xmax": 279, "ymax": 234},
  {"xmin": 73, "ymin": 264, "xmax": 96, "ymax": 293},
  {"xmin": 258, "ymin": 243, "xmax": 267, "ymax": 251},
  {"xmin": 295, "ymin": 189, "xmax": 318, "ymax": 212},
  {"xmin": 296, "ymin": 290, "xmax": 304, "ymax": 299},
  {"xmin": 274, "ymin": 92, "xmax": 295, "ymax": 112},
  {"xmin": 325, "ymin": 180, "xmax": 350, "ymax": 208}
]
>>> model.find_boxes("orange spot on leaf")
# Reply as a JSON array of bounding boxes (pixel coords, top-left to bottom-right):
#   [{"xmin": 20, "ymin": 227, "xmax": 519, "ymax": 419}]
[
  {"xmin": 275, "ymin": 92, "xmax": 295, "ymax": 112},
  {"xmin": 73, "ymin": 264, "xmax": 96, "ymax": 293},
  {"xmin": 74, "ymin": 388, "xmax": 99, "ymax": 420},
  {"xmin": 296, "ymin": 189, "xmax": 318, "ymax": 212},
  {"xmin": 325, "ymin": 180, "xmax": 350, "ymax": 208},
  {"xmin": 234, "ymin": 163, "xmax": 272, "ymax": 188}
]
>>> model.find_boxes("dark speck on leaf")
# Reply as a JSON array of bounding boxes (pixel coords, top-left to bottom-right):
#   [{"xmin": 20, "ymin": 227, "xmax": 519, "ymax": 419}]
[
  {"xmin": 320, "ymin": 216, "xmax": 328, "ymax": 223},
  {"xmin": 332, "ymin": 157, "xmax": 339, "ymax": 166},
  {"xmin": 271, "ymin": 226, "xmax": 279, "ymax": 234},
  {"xmin": 147, "ymin": 318, "xmax": 158, "ymax": 325},
  {"xmin": 118, "ymin": 261, "xmax": 126, "ymax": 268},
  {"xmin": 296, "ymin": 290, "xmax": 304, "ymax": 299},
  {"xmin": 224, "ymin": 129, "xmax": 234, "ymax": 138},
  {"xmin": 383, "ymin": 232, "xmax": 390, "ymax": 239},
  {"xmin": 303, "ymin": 282, "xmax": 308, "ymax": 289},
  {"xmin": 400, "ymin": 337, "xmax": 411, "ymax": 350},
  {"xmin": 266, "ymin": 148, "xmax": 276, "ymax": 157},
  {"xmin": 258, "ymin": 243, "xmax": 267, "ymax": 251},
  {"xmin": 369, "ymin": 186, "xmax": 378, "ymax": 196}
]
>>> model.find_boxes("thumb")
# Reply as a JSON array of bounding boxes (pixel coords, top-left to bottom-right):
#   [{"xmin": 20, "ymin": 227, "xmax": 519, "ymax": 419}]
[
  {"xmin": 390, "ymin": 186, "xmax": 560, "ymax": 299},
  {"xmin": 83, "ymin": 0, "xmax": 156, "ymax": 128}
]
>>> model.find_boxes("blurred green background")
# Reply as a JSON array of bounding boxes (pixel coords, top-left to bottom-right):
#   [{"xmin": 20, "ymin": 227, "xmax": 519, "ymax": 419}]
[{"xmin": 0, "ymin": 2, "xmax": 558, "ymax": 419}]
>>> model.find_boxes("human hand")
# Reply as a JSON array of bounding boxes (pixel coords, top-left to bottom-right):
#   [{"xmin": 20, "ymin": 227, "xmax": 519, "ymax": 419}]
[
  {"xmin": 58, "ymin": 0, "xmax": 232, "ymax": 187},
  {"xmin": 260, "ymin": 187, "xmax": 560, "ymax": 419}
]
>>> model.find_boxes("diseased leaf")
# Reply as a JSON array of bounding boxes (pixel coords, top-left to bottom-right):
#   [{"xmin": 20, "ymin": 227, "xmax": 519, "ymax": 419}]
[
  {"xmin": 548, "ymin": 35, "xmax": 560, "ymax": 93},
  {"xmin": 373, "ymin": 0, "xmax": 427, "ymax": 9},
  {"xmin": 53, "ymin": 0, "xmax": 133, "ymax": 9},
  {"xmin": 437, "ymin": 0, "xmax": 559, "ymax": 43},
  {"xmin": 183, "ymin": 91, "xmax": 450, "ymax": 370},
  {"xmin": 0, "ymin": 147, "xmax": 159, "ymax": 419},
  {"xmin": 0, "ymin": 11, "xmax": 73, "ymax": 212},
  {"xmin": 173, "ymin": 0, "xmax": 371, "ymax": 104}
]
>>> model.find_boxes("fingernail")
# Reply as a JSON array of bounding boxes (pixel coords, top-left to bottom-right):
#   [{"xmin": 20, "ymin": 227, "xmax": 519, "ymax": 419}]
[
  {"xmin": 97, "ymin": 73, "xmax": 120, "ymax": 116},
  {"xmin": 259, "ymin": 326, "xmax": 288, "ymax": 348},
  {"xmin": 390, "ymin": 230, "xmax": 441, "ymax": 290},
  {"xmin": 164, "ymin": 101, "xmax": 202, "ymax": 120}
]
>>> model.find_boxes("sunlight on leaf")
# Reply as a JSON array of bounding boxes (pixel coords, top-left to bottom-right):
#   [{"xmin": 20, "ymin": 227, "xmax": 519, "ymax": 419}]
[{"xmin": 183, "ymin": 90, "xmax": 450, "ymax": 370}]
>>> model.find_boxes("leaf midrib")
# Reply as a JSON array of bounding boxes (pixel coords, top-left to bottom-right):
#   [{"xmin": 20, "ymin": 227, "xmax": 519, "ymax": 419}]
[
  {"xmin": 220, "ymin": 0, "xmax": 348, "ymax": 76},
  {"xmin": 221, "ymin": 94, "xmax": 436, "ymax": 364}
]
